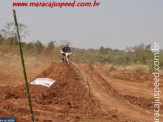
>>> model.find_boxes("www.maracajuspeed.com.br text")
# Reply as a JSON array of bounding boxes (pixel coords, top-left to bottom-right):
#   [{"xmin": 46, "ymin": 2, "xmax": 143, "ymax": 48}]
[{"xmin": 13, "ymin": 0, "xmax": 100, "ymax": 8}]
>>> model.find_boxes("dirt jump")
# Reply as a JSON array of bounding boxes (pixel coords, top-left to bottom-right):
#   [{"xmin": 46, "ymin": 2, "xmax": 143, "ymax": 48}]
[{"xmin": 0, "ymin": 62, "xmax": 162, "ymax": 122}]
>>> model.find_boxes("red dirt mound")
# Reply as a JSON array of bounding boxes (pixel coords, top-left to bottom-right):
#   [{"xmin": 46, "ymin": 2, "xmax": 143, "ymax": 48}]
[
  {"xmin": 30, "ymin": 62, "xmax": 97, "ymax": 107},
  {"xmin": 4, "ymin": 62, "xmax": 119, "ymax": 121}
]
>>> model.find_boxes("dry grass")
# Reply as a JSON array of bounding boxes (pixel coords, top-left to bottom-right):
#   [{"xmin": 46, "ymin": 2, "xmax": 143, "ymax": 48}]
[
  {"xmin": 124, "ymin": 65, "xmax": 149, "ymax": 73},
  {"xmin": 104, "ymin": 64, "xmax": 150, "ymax": 73}
]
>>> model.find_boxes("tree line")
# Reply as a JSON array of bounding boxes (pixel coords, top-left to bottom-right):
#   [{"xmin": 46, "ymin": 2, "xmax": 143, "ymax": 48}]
[{"xmin": 0, "ymin": 22, "xmax": 162, "ymax": 69}]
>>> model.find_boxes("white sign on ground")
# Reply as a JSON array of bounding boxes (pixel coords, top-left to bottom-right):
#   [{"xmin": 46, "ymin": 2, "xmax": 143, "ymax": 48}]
[{"xmin": 30, "ymin": 78, "xmax": 56, "ymax": 87}]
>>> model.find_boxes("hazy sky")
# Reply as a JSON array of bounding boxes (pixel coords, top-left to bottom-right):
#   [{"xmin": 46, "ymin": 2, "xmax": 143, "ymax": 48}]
[{"xmin": 0, "ymin": 0, "xmax": 163, "ymax": 49}]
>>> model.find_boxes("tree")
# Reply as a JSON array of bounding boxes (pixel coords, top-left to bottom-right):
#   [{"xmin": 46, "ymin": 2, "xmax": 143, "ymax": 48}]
[
  {"xmin": 47, "ymin": 41, "xmax": 55, "ymax": 51},
  {"xmin": 129, "ymin": 43, "xmax": 152, "ymax": 64},
  {"xmin": 0, "ymin": 34, "xmax": 4, "ymax": 45},
  {"xmin": 99, "ymin": 46, "xmax": 111, "ymax": 55},
  {"xmin": 25, "ymin": 42, "xmax": 34, "ymax": 50},
  {"xmin": 99, "ymin": 46, "xmax": 105, "ymax": 55},
  {"xmin": 45, "ymin": 41, "xmax": 55, "ymax": 55},
  {"xmin": 7, "ymin": 36, "xmax": 17, "ymax": 49},
  {"xmin": 34, "ymin": 40, "xmax": 44, "ymax": 55},
  {"xmin": 0, "ymin": 22, "xmax": 30, "ymax": 40}
]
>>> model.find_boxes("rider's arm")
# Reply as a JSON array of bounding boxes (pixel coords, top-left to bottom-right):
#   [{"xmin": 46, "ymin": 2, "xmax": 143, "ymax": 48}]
[{"xmin": 62, "ymin": 47, "xmax": 66, "ymax": 53}]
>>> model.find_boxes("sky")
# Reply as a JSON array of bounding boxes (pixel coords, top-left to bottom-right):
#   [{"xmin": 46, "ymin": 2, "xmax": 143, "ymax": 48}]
[{"xmin": 0, "ymin": 0, "xmax": 163, "ymax": 49}]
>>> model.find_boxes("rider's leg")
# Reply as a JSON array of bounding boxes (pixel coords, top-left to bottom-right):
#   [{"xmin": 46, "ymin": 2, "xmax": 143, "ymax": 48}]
[
  {"xmin": 65, "ymin": 53, "xmax": 69, "ymax": 62},
  {"xmin": 62, "ymin": 53, "xmax": 65, "ymax": 63},
  {"xmin": 66, "ymin": 55, "xmax": 69, "ymax": 62}
]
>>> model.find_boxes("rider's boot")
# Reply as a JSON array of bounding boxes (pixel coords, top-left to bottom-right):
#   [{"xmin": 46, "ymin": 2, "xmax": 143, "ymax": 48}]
[{"xmin": 62, "ymin": 57, "xmax": 64, "ymax": 63}]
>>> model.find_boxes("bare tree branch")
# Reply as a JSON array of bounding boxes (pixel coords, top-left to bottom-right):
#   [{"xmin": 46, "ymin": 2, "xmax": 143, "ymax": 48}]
[{"xmin": 0, "ymin": 22, "xmax": 30, "ymax": 40}]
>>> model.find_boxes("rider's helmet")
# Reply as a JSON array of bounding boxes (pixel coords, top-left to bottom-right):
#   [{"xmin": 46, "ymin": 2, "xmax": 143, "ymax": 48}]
[{"xmin": 66, "ymin": 43, "xmax": 69, "ymax": 47}]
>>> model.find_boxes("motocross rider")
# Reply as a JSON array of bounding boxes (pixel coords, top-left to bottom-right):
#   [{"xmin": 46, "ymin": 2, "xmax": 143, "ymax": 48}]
[{"xmin": 61, "ymin": 43, "xmax": 71, "ymax": 63}]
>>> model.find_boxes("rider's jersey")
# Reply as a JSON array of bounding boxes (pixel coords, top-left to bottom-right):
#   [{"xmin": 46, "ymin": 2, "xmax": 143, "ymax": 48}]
[{"xmin": 61, "ymin": 46, "xmax": 71, "ymax": 53}]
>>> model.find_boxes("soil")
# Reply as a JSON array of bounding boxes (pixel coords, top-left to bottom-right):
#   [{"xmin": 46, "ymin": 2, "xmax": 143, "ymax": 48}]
[{"xmin": 0, "ymin": 61, "xmax": 163, "ymax": 122}]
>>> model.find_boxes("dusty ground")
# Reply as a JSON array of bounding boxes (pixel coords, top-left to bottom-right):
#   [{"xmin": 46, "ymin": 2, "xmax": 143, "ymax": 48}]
[{"xmin": 0, "ymin": 55, "xmax": 163, "ymax": 122}]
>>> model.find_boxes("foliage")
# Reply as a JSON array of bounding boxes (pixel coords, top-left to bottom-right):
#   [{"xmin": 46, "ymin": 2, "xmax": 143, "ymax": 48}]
[
  {"xmin": 0, "ymin": 24, "xmax": 163, "ymax": 72},
  {"xmin": 33, "ymin": 40, "xmax": 44, "ymax": 55},
  {"xmin": 45, "ymin": 41, "xmax": 55, "ymax": 55}
]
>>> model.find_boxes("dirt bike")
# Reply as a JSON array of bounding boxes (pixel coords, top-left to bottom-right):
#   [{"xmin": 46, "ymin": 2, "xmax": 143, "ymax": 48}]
[{"xmin": 62, "ymin": 52, "xmax": 72, "ymax": 64}]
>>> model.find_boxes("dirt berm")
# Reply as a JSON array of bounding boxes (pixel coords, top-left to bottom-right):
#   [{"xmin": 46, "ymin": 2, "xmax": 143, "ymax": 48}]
[{"xmin": 3, "ymin": 62, "xmax": 132, "ymax": 121}]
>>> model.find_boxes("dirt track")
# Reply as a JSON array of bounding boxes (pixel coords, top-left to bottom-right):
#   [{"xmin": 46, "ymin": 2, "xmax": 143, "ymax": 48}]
[{"xmin": 0, "ymin": 61, "xmax": 163, "ymax": 122}]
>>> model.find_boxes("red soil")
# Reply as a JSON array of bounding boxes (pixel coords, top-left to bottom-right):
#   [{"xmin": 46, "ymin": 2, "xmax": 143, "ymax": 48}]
[
  {"xmin": 0, "ymin": 62, "xmax": 162, "ymax": 122},
  {"xmin": 0, "ymin": 62, "xmax": 120, "ymax": 121}
]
